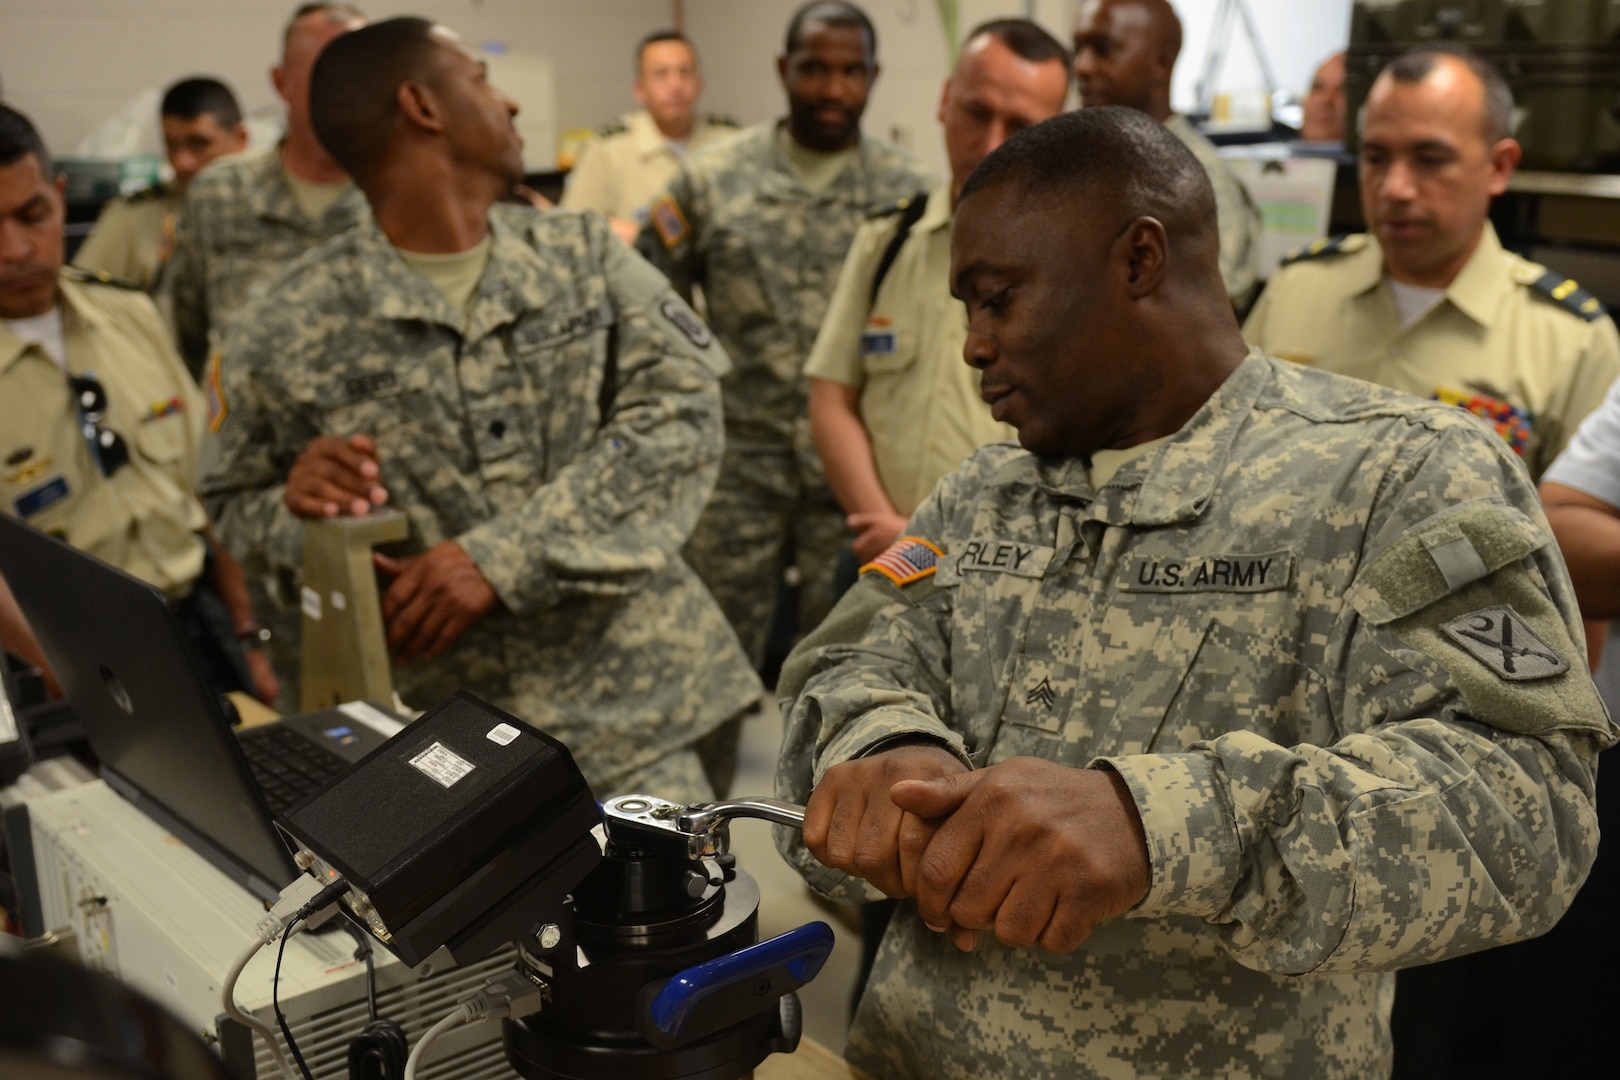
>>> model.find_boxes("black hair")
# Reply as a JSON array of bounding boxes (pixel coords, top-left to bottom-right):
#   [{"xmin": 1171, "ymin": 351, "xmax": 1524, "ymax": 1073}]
[
  {"xmin": 309, "ymin": 15, "xmax": 441, "ymax": 180},
  {"xmin": 959, "ymin": 106, "xmax": 1215, "ymax": 241},
  {"xmin": 784, "ymin": 1, "xmax": 876, "ymax": 60},
  {"xmin": 636, "ymin": 30, "xmax": 698, "ymax": 75},
  {"xmin": 160, "ymin": 77, "xmax": 244, "ymax": 128},
  {"xmin": 1384, "ymin": 44, "xmax": 1514, "ymax": 142},
  {"xmin": 0, "ymin": 103, "xmax": 52, "ymax": 177},
  {"xmin": 965, "ymin": 18, "xmax": 1071, "ymax": 86}
]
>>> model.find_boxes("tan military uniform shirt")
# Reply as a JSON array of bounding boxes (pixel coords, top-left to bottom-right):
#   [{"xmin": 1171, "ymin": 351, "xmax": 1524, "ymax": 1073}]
[
  {"xmin": 805, "ymin": 182, "xmax": 1014, "ymax": 516},
  {"xmin": 168, "ymin": 147, "xmax": 368, "ymax": 377},
  {"xmin": 72, "ymin": 181, "xmax": 181, "ymax": 292},
  {"xmin": 560, "ymin": 110, "xmax": 738, "ymax": 226},
  {"xmin": 1, "ymin": 271, "xmax": 206, "ymax": 597},
  {"xmin": 1243, "ymin": 223, "xmax": 1620, "ymax": 480},
  {"xmin": 1164, "ymin": 113, "xmax": 1261, "ymax": 309}
]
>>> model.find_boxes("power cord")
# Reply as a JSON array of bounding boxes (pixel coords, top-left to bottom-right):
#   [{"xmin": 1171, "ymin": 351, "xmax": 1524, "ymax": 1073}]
[{"xmin": 343, "ymin": 923, "xmax": 408, "ymax": 1079}]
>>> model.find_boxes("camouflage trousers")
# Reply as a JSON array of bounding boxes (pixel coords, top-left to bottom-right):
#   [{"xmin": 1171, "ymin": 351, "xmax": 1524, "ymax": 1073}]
[{"xmin": 682, "ymin": 446, "xmax": 848, "ymax": 677}]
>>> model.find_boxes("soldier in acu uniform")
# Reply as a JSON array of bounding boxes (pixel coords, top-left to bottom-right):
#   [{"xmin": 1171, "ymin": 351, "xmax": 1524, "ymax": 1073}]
[
  {"xmin": 1245, "ymin": 45, "xmax": 1620, "ymax": 485},
  {"xmin": 200, "ymin": 18, "xmax": 761, "ymax": 802},
  {"xmin": 635, "ymin": 1, "xmax": 933, "ymax": 693},
  {"xmin": 775, "ymin": 107, "xmax": 1612, "ymax": 1080}
]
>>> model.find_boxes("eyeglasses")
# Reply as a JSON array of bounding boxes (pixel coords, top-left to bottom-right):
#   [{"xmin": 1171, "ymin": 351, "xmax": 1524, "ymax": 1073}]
[{"xmin": 69, "ymin": 373, "xmax": 130, "ymax": 477}]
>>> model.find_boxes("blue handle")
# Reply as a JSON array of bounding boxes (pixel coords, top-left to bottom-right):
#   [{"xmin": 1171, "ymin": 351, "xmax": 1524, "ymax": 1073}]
[{"xmin": 646, "ymin": 921, "xmax": 834, "ymax": 1041}]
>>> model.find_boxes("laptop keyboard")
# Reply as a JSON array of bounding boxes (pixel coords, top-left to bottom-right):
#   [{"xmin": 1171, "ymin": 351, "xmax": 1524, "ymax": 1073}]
[{"xmin": 238, "ymin": 726, "xmax": 349, "ymax": 815}]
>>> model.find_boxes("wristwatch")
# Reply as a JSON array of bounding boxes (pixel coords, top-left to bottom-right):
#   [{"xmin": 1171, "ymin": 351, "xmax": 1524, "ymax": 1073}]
[{"xmin": 236, "ymin": 621, "xmax": 273, "ymax": 647}]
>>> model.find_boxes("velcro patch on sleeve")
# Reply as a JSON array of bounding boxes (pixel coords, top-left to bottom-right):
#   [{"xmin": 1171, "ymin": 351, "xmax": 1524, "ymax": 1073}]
[
  {"xmin": 861, "ymin": 536, "xmax": 944, "ymax": 587},
  {"xmin": 650, "ymin": 195, "xmax": 690, "ymax": 249}
]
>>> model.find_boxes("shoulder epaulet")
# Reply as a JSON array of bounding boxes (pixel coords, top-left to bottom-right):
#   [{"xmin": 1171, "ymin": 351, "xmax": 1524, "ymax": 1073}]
[
  {"xmin": 1520, "ymin": 267, "xmax": 1608, "ymax": 322},
  {"xmin": 1279, "ymin": 234, "xmax": 1368, "ymax": 268},
  {"xmin": 867, "ymin": 194, "xmax": 920, "ymax": 221},
  {"xmin": 594, "ymin": 120, "xmax": 629, "ymax": 139},
  {"xmin": 705, "ymin": 113, "xmax": 740, "ymax": 129},
  {"xmin": 125, "ymin": 182, "xmax": 166, "ymax": 202},
  {"xmin": 62, "ymin": 266, "xmax": 142, "ymax": 290}
]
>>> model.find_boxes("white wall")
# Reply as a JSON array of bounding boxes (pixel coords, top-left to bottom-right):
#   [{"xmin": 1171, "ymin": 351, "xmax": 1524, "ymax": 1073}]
[
  {"xmin": 0, "ymin": 0, "xmax": 679, "ymax": 164},
  {"xmin": 1, "ymin": 0, "xmax": 1355, "ymax": 175}
]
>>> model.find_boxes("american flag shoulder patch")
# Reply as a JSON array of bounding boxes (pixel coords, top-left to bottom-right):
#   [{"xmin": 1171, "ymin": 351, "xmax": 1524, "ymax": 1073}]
[{"xmin": 861, "ymin": 536, "xmax": 944, "ymax": 587}]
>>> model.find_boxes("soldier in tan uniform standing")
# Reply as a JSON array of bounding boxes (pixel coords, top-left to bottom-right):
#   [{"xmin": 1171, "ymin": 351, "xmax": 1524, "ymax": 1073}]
[
  {"xmin": 0, "ymin": 105, "xmax": 275, "ymax": 706},
  {"xmin": 1072, "ymin": 0, "xmax": 1259, "ymax": 310},
  {"xmin": 560, "ymin": 31, "xmax": 737, "ymax": 244},
  {"xmin": 1244, "ymin": 46, "xmax": 1620, "ymax": 484},
  {"xmin": 808, "ymin": 20, "xmax": 1070, "ymax": 566},
  {"xmin": 73, "ymin": 78, "xmax": 248, "ymax": 298}
]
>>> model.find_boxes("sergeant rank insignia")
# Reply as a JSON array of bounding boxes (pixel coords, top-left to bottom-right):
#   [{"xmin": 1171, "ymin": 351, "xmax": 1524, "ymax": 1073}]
[{"xmin": 861, "ymin": 536, "xmax": 943, "ymax": 587}]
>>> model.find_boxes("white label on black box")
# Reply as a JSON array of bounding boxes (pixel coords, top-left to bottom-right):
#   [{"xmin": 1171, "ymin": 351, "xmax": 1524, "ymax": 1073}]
[
  {"xmin": 410, "ymin": 741, "xmax": 475, "ymax": 788},
  {"xmin": 486, "ymin": 723, "xmax": 521, "ymax": 746}
]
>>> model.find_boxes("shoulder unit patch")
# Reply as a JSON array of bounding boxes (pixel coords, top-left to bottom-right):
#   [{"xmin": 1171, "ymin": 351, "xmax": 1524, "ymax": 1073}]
[{"xmin": 862, "ymin": 536, "xmax": 944, "ymax": 588}]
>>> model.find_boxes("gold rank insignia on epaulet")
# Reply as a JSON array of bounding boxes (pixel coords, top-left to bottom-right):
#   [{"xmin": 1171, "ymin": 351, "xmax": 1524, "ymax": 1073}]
[
  {"xmin": 1522, "ymin": 268, "xmax": 1608, "ymax": 322},
  {"xmin": 594, "ymin": 120, "xmax": 629, "ymax": 138},
  {"xmin": 1278, "ymin": 234, "xmax": 1367, "ymax": 268},
  {"xmin": 867, "ymin": 195, "xmax": 916, "ymax": 220},
  {"xmin": 705, "ymin": 113, "xmax": 740, "ymax": 129},
  {"xmin": 62, "ymin": 266, "xmax": 142, "ymax": 290}
]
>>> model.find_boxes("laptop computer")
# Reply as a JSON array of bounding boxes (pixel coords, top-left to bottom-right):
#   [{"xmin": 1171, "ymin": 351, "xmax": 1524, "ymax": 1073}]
[{"xmin": 0, "ymin": 514, "xmax": 401, "ymax": 901}]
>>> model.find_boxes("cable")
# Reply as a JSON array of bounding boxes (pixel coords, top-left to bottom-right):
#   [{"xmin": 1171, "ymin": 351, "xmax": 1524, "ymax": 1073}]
[
  {"xmin": 402, "ymin": 1006, "xmax": 472, "ymax": 1080},
  {"xmin": 275, "ymin": 923, "xmax": 317, "ymax": 1080},
  {"xmin": 221, "ymin": 875, "xmax": 352, "ymax": 1080},
  {"xmin": 402, "ymin": 971, "xmax": 545, "ymax": 1080},
  {"xmin": 342, "ymin": 923, "xmax": 408, "ymax": 1080}
]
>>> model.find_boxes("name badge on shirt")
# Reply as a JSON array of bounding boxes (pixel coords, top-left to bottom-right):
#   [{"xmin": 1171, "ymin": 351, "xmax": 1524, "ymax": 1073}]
[
  {"xmin": 13, "ymin": 475, "xmax": 70, "ymax": 519},
  {"xmin": 955, "ymin": 539, "xmax": 1054, "ymax": 579},
  {"xmin": 860, "ymin": 316, "xmax": 896, "ymax": 357},
  {"xmin": 1118, "ymin": 551, "xmax": 1294, "ymax": 593}
]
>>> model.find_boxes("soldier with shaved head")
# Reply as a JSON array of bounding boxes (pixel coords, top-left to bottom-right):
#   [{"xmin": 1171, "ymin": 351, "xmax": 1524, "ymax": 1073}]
[{"xmin": 775, "ymin": 107, "xmax": 1611, "ymax": 1079}]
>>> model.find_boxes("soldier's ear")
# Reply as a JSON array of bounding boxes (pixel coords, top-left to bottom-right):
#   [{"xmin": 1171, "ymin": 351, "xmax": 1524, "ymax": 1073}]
[{"xmin": 398, "ymin": 80, "xmax": 446, "ymax": 133}]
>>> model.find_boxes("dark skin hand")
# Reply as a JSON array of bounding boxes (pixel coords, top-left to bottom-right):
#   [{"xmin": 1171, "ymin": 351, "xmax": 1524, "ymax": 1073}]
[
  {"xmin": 803, "ymin": 743, "xmax": 971, "ymax": 900},
  {"xmin": 284, "ymin": 433, "xmax": 389, "ymax": 519},
  {"xmin": 889, "ymin": 757, "xmax": 1151, "ymax": 954},
  {"xmin": 374, "ymin": 541, "xmax": 499, "ymax": 663}
]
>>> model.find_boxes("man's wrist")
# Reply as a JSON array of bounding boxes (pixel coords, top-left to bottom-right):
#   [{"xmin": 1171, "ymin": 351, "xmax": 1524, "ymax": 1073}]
[{"xmin": 235, "ymin": 620, "xmax": 272, "ymax": 648}]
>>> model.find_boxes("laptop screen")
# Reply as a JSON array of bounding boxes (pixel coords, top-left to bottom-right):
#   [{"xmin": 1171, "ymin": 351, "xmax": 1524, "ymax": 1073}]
[{"xmin": 0, "ymin": 515, "xmax": 297, "ymax": 898}]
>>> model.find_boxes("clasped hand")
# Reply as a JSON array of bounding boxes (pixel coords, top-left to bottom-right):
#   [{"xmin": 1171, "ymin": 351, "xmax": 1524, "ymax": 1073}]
[{"xmin": 804, "ymin": 749, "xmax": 1150, "ymax": 954}]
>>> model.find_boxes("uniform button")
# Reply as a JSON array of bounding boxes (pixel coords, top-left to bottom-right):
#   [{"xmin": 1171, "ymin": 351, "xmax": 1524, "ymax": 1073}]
[{"xmin": 489, "ymin": 419, "xmax": 506, "ymax": 438}]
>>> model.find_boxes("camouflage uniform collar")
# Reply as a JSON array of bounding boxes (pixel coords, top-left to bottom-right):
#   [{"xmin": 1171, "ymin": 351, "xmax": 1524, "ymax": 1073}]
[
  {"xmin": 356, "ymin": 210, "xmax": 532, "ymax": 339},
  {"xmin": 256, "ymin": 144, "xmax": 360, "ymax": 229},
  {"xmin": 769, "ymin": 119, "xmax": 879, "ymax": 196},
  {"xmin": 1043, "ymin": 349, "xmax": 1270, "ymax": 526}
]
